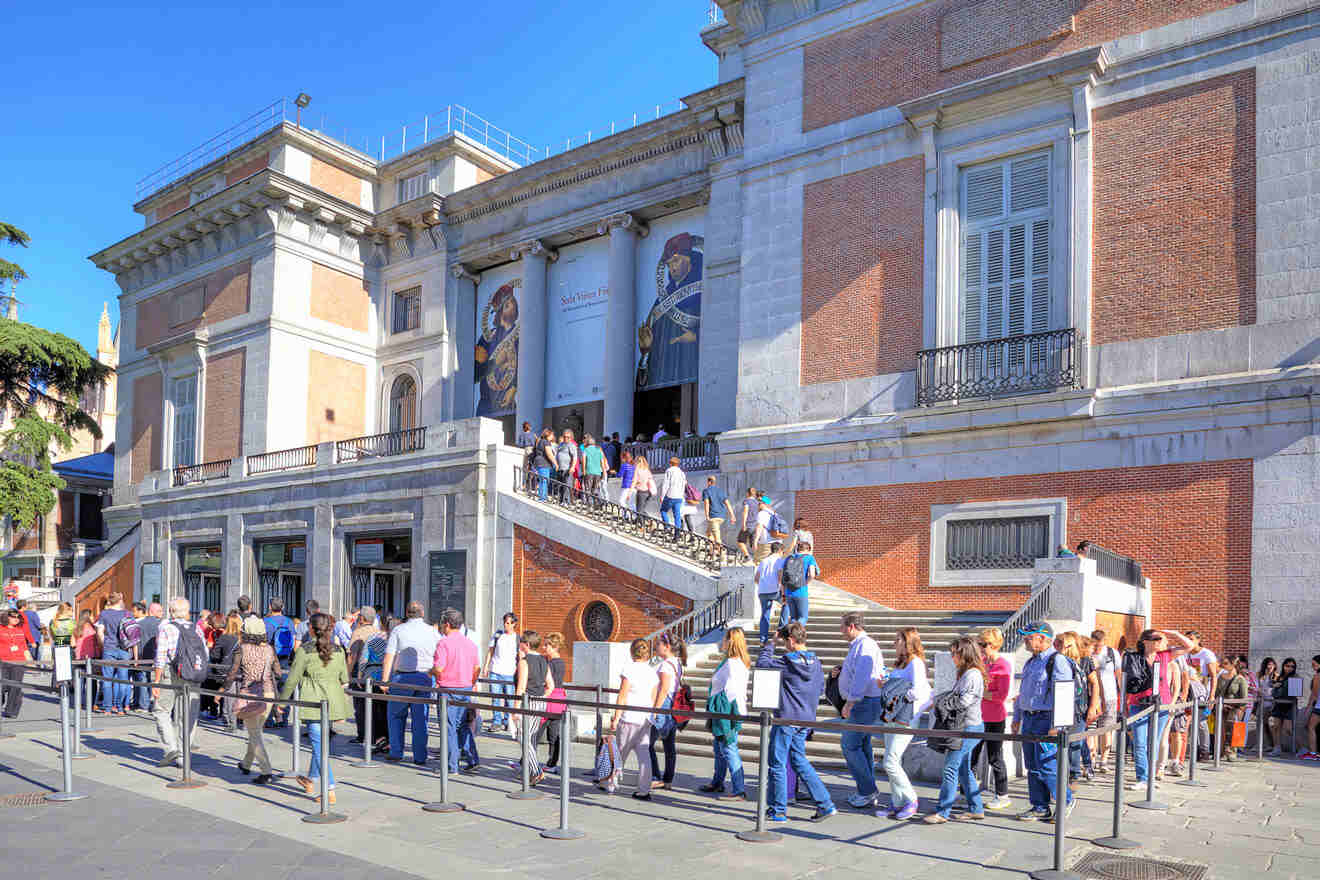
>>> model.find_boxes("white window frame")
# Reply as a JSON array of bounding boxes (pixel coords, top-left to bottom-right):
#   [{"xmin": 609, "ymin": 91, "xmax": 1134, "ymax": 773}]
[
  {"xmin": 171, "ymin": 374, "xmax": 199, "ymax": 469},
  {"xmin": 929, "ymin": 498, "xmax": 1065, "ymax": 587},
  {"xmin": 398, "ymin": 171, "xmax": 427, "ymax": 204}
]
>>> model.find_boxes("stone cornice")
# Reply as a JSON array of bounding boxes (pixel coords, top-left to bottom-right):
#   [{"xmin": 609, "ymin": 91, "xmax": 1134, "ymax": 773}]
[
  {"xmin": 450, "ymin": 263, "xmax": 481, "ymax": 284},
  {"xmin": 596, "ymin": 213, "xmax": 649, "ymax": 238},
  {"xmin": 510, "ymin": 239, "xmax": 559, "ymax": 263}
]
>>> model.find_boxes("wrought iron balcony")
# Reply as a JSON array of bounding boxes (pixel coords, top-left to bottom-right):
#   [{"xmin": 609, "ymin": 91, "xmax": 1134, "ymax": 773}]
[
  {"xmin": 335, "ymin": 426, "xmax": 426, "ymax": 463},
  {"xmin": 1088, "ymin": 543, "xmax": 1144, "ymax": 587},
  {"xmin": 247, "ymin": 444, "xmax": 318, "ymax": 475},
  {"xmin": 173, "ymin": 458, "xmax": 233, "ymax": 487},
  {"xmin": 916, "ymin": 327, "xmax": 1080, "ymax": 407}
]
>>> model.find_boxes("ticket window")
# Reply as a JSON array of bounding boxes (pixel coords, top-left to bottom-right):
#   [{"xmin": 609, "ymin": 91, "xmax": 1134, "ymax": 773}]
[
  {"xmin": 182, "ymin": 545, "xmax": 222, "ymax": 618},
  {"xmin": 350, "ymin": 535, "xmax": 410, "ymax": 620},
  {"xmin": 257, "ymin": 541, "xmax": 305, "ymax": 616}
]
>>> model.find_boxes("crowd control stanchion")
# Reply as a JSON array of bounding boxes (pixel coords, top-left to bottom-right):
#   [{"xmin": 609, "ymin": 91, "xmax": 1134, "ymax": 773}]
[
  {"xmin": 540, "ymin": 708, "xmax": 584, "ymax": 839},
  {"xmin": 290, "ymin": 684, "xmax": 301, "ymax": 776},
  {"xmin": 1211, "ymin": 698, "xmax": 1224, "ymax": 770},
  {"xmin": 1030, "ymin": 728, "xmax": 1080, "ymax": 880},
  {"xmin": 736, "ymin": 711, "xmax": 781, "ymax": 844},
  {"xmin": 71, "ymin": 663, "xmax": 90, "ymax": 760},
  {"xmin": 422, "ymin": 692, "xmax": 462, "ymax": 813},
  {"xmin": 0, "ymin": 671, "xmax": 11, "ymax": 739},
  {"xmin": 1178, "ymin": 697, "xmax": 1206, "ymax": 787},
  {"xmin": 82, "ymin": 659, "xmax": 97, "ymax": 733},
  {"xmin": 1131, "ymin": 678, "xmax": 1167, "ymax": 811},
  {"xmin": 594, "ymin": 685, "xmax": 603, "ymax": 749},
  {"xmin": 1254, "ymin": 691, "xmax": 1266, "ymax": 761},
  {"xmin": 1095, "ymin": 713, "xmax": 1138, "ymax": 850},
  {"xmin": 352, "ymin": 680, "xmax": 377, "ymax": 768},
  {"xmin": 46, "ymin": 678, "xmax": 87, "ymax": 803},
  {"xmin": 166, "ymin": 682, "xmax": 206, "ymax": 790},
  {"xmin": 303, "ymin": 698, "xmax": 346, "ymax": 824},
  {"xmin": 509, "ymin": 692, "xmax": 541, "ymax": 801}
]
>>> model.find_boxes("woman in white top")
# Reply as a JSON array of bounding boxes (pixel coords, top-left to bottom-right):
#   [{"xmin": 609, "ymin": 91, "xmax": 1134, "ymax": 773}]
[
  {"xmin": 879, "ymin": 626, "xmax": 931, "ymax": 820},
  {"xmin": 648, "ymin": 633, "xmax": 686, "ymax": 790},
  {"xmin": 700, "ymin": 627, "xmax": 750, "ymax": 799},
  {"xmin": 608, "ymin": 638, "xmax": 660, "ymax": 798}
]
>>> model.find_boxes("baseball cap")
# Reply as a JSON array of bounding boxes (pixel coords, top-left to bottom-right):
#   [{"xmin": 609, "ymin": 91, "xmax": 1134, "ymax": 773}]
[
  {"xmin": 1018, "ymin": 621, "xmax": 1054, "ymax": 638},
  {"xmin": 760, "ymin": 495, "xmax": 771, "ymax": 504}
]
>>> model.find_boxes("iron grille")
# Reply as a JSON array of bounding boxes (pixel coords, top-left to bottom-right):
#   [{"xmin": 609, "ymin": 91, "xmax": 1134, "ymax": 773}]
[
  {"xmin": 581, "ymin": 601, "xmax": 616, "ymax": 641},
  {"xmin": 946, "ymin": 515, "xmax": 1049, "ymax": 570},
  {"xmin": 1088, "ymin": 543, "xmax": 1144, "ymax": 587},
  {"xmin": 247, "ymin": 444, "xmax": 317, "ymax": 475},
  {"xmin": 392, "ymin": 287, "xmax": 421, "ymax": 333},
  {"xmin": 335, "ymin": 427, "xmax": 426, "ymax": 463},
  {"xmin": 916, "ymin": 327, "xmax": 1080, "ymax": 406},
  {"xmin": 172, "ymin": 458, "xmax": 232, "ymax": 487}
]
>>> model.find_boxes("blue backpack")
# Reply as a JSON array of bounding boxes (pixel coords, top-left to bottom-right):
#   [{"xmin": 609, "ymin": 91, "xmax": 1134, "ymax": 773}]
[{"xmin": 268, "ymin": 616, "xmax": 294, "ymax": 657}]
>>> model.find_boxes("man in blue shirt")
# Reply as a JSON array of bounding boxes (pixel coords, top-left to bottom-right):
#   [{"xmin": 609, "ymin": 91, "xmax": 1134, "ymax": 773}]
[
  {"xmin": 1014, "ymin": 621, "xmax": 1073, "ymax": 821},
  {"xmin": 263, "ymin": 598, "xmax": 295, "ymax": 727},
  {"xmin": 16, "ymin": 599, "xmax": 41, "ymax": 658}
]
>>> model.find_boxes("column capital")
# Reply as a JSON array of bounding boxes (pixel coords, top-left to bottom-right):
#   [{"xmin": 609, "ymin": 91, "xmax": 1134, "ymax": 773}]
[
  {"xmin": 449, "ymin": 263, "xmax": 481, "ymax": 284},
  {"xmin": 511, "ymin": 239, "xmax": 559, "ymax": 263},
  {"xmin": 596, "ymin": 212, "xmax": 650, "ymax": 238}
]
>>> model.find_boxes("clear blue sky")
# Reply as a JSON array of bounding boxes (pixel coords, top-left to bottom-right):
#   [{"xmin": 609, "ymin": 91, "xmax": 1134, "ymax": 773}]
[{"xmin": 2, "ymin": 1, "xmax": 718, "ymax": 357}]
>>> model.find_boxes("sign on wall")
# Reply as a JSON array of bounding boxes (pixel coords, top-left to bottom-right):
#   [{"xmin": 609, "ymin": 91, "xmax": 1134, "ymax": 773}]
[
  {"xmin": 474, "ymin": 264, "xmax": 522, "ymax": 417},
  {"xmin": 141, "ymin": 562, "xmax": 162, "ymax": 605},
  {"xmin": 546, "ymin": 238, "xmax": 609, "ymax": 407},
  {"xmin": 427, "ymin": 550, "xmax": 467, "ymax": 625},
  {"xmin": 352, "ymin": 538, "xmax": 385, "ymax": 567},
  {"xmin": 636, "ymin": 209, "xmax": 705, "ymax": 390}
]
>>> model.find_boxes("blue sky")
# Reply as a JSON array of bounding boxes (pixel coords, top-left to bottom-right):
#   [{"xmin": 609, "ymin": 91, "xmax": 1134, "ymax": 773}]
[{"xmin": 2, "ymin": 1, "xmax": 718, "ymax": 357}]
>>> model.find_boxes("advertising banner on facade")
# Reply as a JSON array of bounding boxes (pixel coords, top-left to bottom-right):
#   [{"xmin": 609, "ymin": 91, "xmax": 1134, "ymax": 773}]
[
  {"xmin": 546, "ymin": 237, "xmax": 609, "ymax": 407},
  {"xmin": 474, "ymin": 264, "xmax": 521, "ymax": 417},
  {"xmin": 636, "ymin": 208, "xmax": 705, "ymax": 390}
]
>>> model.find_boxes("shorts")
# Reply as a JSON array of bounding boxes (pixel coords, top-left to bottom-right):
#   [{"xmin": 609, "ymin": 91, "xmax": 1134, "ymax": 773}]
[
  {"xmin": 1089, "ymin": 705, "xmax": 1117, "ymax": 729},
  {"xmin": 1172, "ymin": 712, "xmax": 1190, "ymax": 733},
  {"xmin": 736, "ymin": 528, "xmax": 753, "ymax": 546}
]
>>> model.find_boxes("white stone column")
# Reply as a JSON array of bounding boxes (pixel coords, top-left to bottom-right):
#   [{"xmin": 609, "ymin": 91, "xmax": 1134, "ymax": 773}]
[
  {"xmin": 513, "ymin": 240, "xmax": 557, "ymax": 431},
  {"xmin": 448, "ymin": 264, "xmax": 480, "ymax": 422},
  {"xmin": 598, "ymin": 213, "xmax": 648, "ymax": 437}
]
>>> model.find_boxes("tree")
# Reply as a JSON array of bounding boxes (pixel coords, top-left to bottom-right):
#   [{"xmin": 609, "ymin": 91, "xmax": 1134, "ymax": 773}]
[{"xmin": 0, "ymin": 220, "xmax": 111, "ymax": 529}]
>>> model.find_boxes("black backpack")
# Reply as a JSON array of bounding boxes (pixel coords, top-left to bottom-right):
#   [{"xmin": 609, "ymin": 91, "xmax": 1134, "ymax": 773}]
[
  {"xmin": 171, "ymin": 622, "xmax": 210, "ymax": 684},
  {"xmin": 1122, "ymin": 651, "xmax": 1154, "ymax": 704},
  {"xmin": 781, "ymin": 554, "xmax": 808, "ymax": 592}
]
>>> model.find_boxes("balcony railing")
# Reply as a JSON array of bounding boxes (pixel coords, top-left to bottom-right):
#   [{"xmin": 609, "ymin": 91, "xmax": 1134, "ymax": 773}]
[
  {"xmin": 1088, "ymin": 543, "xmax": 1144, "ymax": 587},
  {"xmin": 335, "ymin": 427, "xmax": 426, "ymax": 463},
  {"xmin": 916, "ymin": 327, "xmax": 1080, "ymax": 407},
  {"xmin": 172, "ymin": 458, "xmax": 233, "ymax": 487},
  {"xmin": 622, "ymin": 435, "xmax": 719, "ymax": 473},
  {"xmin": 247, "ymin": 444, "xmax": 318, "ymax": 475}
]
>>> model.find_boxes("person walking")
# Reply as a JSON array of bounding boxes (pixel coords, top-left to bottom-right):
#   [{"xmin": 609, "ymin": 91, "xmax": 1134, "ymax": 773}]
[
  {"xmin": 755, "ymin": 541, "xmax": 790, "ymax": 644},
  {"xmin": 542, "ymin": 632, "xmax": 568, "ymax": 772},
  {"xmin": 779, "ymin": 539, "xmax": 819, "ymax": 626},
  {"xmin": 607, "ymin": 638, "xmax": 660, "ymax": 799},
  {"xmin": 756, "ymin": 622, "xmax": 837, "ymax": 822},
  {"xmin": 617, "ymin": 450, "xmax": 637, "ymax": 513},
  {"xmin": 632, "ymin": 456, "xmax": 656, "ymax": 517},
  {"xmin": 381, "ymin": 601, "xmax": 440, "ymax": 764},
  {"xmin": 878, "ymin": 626, "xmax": 930, "ymax": 819},
  {"xmin": 94, "ymin": 591, "xmax": 133, "ymax": 714},
  {"xmin": 701, "ymin": 476, "xmax": 736, "ymax": 548},
  {"xmin": 348, "ymin": 609, "xmax": 388, "ymax": 750},
  {"xmin": 0, "ymin": 609, "xmax": 32, "ymax": 718},
  {"xmin": 553, "ymin": 430, "xmax": 577, "ymax": 505},
  {"xmin": 1015, "ymin": 622, "xmax": 1073, "ymax": 820},
  {"xmin": 150, "ymin": 597, "xmax": 206, "ymax": 768},
  {"xmin": 225, "ymin": 615, "xmax": 282, "ymax": 784},
  {"xmin": 658, "ymin": 456, "xmax": 687, "ymax": 539},
  {"xmin": 924, "ymin": 637, "xmax": 987, "ymax": 823},
  {"xmin": 648, "ymin": 633, "xmax": 686, "ymax": 791},
  {"xmin": 971, "ymin": 627, "xmax": 1013, "ymax": 810},
  {"xmin": 279, "ymin": 613, "xmax": 351, "ymax": 804},
  {"xmin": 701, "ymin": 627, "xmax": 749, "ymax": 799},
  {"xmin": 432, "ymin": 608, "xmax": 481, "ymax": 775},
  {"xmin": 581, "ymin": 434, "xmax": 607, "ymax": 503},
  {"xmin": 1122, "ymin": 629, "xmax": 1180, "ymax": 791},
  {"xmin": 838, "ymin": 611, "xmax": 885, "ymax": 809},
  {"xmin": 483, "ymin": 612, "xmax": 520, "ymax": 734}
]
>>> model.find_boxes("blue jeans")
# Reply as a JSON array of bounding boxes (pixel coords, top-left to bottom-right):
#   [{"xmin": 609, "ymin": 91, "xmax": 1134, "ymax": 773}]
[
  {"xmin": 306, "ymin": 720, "xmax": 334, "ymax": 788},
  {"xmin": 659, "ymin": 497, "xmax": 683, "ymax": 534},
  {"xmin": 132, "ymin": 666, "xmax": 151, "ymax": 710},
  {"xmin": 99, "ymin": 647, "xmax": 130, "ymax": 710},
  {"xmin": 768, "ymin": 725, "xmax": 833, "ymax": 817},
  {"xmin": 785, "ymin": 593, "xmax": 808, "ymax": 625},
  {"xmin": 445, "ymin": 696, "xmax": 478, "ymax": 773},
  {"xmin": 711, "ymin": 736, "xmax": 745, "ymax": 795},
  {"xmin": 535, "ymin": 466, "xmax": 551, "ymax": 501},
  {"xmin": 1129, "ymin": 709, "xmax": 1170, "ymax": 783},
  {"xmin": 1022, "ymin": 712, "xmax": 1071, "ymax": 810},
  {"xmin": 387, "ymin": 671, "xmax": 433, "ymax": 763},
  {"xmin": 758, "ymin": 593, "xmax": 778, "ymax": 643},
  {"xmin": 840, "ymin": 696, "xmax": 882, "ymax": 798},
  {"xmin": 936, "ymin": 723, "xmax": 985, "ymax": 817},
  {"xmin": 487, "ymin": 673, "xmax": 515, "ymax": 727}
]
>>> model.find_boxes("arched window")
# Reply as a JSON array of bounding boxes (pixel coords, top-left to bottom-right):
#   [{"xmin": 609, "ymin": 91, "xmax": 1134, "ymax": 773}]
[{"xmin": 388, "ymin": 375, "xmax": 417, "ymax": 432}]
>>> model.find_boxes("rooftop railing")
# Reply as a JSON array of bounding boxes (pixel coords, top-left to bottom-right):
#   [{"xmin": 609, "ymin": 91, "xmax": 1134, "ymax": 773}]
[
  {"xmin": 172, "ymin": 458, "xmax": 233, "ymax": 488},
  {"xmin": 247, "ymin": 444, "xmax": 317, "ymax": 476}
]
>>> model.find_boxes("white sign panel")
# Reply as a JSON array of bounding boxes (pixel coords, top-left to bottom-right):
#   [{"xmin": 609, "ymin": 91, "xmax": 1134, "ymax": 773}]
[
  {"xmin": 546, "ymin": 238, "xmax": 609, "ymax": 406},
  {"xmin": 1288, "ymin": 676, "xmax": 1303, "ymax": 699},
  {"xmin": 751, "ymin": 669, "xmax": 781, "ymax": 711},
  {"xmin": 1052, "ymin": 680, "xmax": 1074, "ymax": 729},
  {"xmin": 53, "ymin": 645, "xmax": 72, "ymax": 683}
]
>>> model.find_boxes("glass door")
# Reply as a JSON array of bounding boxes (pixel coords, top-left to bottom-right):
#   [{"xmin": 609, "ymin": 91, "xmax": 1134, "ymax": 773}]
[{"xmin": 370, "ymin": 570, "xmax": 398, "ymax": 619}]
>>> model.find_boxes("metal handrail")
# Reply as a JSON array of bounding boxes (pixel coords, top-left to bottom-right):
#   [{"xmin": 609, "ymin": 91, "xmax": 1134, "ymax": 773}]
[
  {"xmin": 622, "ymin": 435, "xmax": 719, "ymax": 471},
  {"xmin": 1088, "ymin": 543, "xmax": 1144, "ymax": 587},
  {"xmin": 643, "ymin": 591, "xmax": 740, "ymax": 643},
  {"xmin": 915, "ymin": 326, "xmax": 1080, "ymax": 407},
  {"xmin": 172, "ymin": 458, "xmax": 233, "ymax": 487},
  {"xmin": 514, "ymin": 465, "xmax": 726, "ymax": 572},
  {"xmin": 247, "ymin": 444, "xmax": 318, "ymax": 475},
  {"xmin": 335, "ymin": 426, "xmax": 426, "ymax": 463},
  {"xmin": 137, "ymin": 99, "xmax": 288, "ymax": 199},
  {"xmin": 1000, "ymin": 575, "xmax": 1054, "ymax": 653}
]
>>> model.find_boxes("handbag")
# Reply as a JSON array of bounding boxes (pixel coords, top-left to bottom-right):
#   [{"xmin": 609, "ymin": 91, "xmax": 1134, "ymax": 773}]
[
  {"xmin": 1230, "ymin": 719, "xmax": 1247, "ymax": 748},
  {"xmin": 546, "ymin": 686, "xmax": 568, "ymax": 716}
]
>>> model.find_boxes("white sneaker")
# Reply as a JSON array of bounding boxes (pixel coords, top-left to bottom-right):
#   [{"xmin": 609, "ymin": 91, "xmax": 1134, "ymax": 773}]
[
  {"xmin": 846, "ymin": 792, "xmax": 876, "ymax": 809},
  {"xmin": 985, "ymin": 795, "xmax": 1012, "ymax": 811}
]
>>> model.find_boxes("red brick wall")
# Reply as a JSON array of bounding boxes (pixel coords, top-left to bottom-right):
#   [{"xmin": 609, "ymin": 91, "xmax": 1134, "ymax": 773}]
[
  {"xmin": 203, "ymin": 347, "xmax": 245, "ymax": 461},
  {"xmin": 802, "ymin": 156, "xmax": 925, "ymax": 384},
  {"xmin": 796, "ymin": 460, "xmax": 1253, "ymax": 655},
  {"xmin": 802, "ymin": 0, "xmax": 1245, "ymax": 131},
  {"xmin": 512, "ymin": 525, "xmax": 692, "ymax": 679},
  {"xmin": 1092, "ymin": 70, "xmax": 1256, "ymax": 343},
  {"xmin": 130, "ymin": 373, "xmax": 163, "ymax": 485},
  {"xmin": 136, "ymin": 258, "xmax": 252, "ymax": 350},
  {"xmin": 225, "ymin": 151, "xmax": 269, "ymax": 185}
]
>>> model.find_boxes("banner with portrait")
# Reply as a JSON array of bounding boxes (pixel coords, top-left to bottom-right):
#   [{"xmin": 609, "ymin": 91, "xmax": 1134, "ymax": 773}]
[
  {"xmin": 474, "ymin": 265, "xmax": 521, "ymax": 417},
  {"xmin": 636, "ymin": 209, "xmax": 704, "ymax": 390},
  {"xmin": 546, "ymin": 237, "xmax": 609, "ymax": 407}
]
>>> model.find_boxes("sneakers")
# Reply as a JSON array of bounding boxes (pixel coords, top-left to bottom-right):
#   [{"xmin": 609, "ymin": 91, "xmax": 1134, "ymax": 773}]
[
  {"xmin": 1268, "ymin": 747, "xmax": 1282, "ymax": 757},
  {"xmin": 1166, "ymin": 763, "xmax": 1184, "ymax": 777},
  {"xmin": 155, "ymin": 751, "xmax": 180, "ymax": 768},
  {"xmin": 985, "ymin": 795, "xmax": 1013, "ymax": 811},
  {"xmin": 766, "ymin": 814, "xmax": 789, "ymax": 823},
  {"xmin": 810, "ymin": 806, "xmax": 837, "ymax": 822},
  {"xmin": 1018, "ymin": 807, "xmax": 1052, "ymax": 822},
  {"xmin": 846, "ymin": 792, "xmax": 877, "ymax": 809},
  {"xmin": 894, "ymin": 801, "xmax": 919, "ymax": 820},
  {"xmin": 698, "ymin": 783, "xmax": 722, "ymax": 793}
]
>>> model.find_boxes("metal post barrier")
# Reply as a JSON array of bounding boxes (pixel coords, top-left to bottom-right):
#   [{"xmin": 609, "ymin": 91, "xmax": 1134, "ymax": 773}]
[
  {"xmin": 1095, "ymin": 713, "xmax": 1138, "ymax": 849},
  {"xmin": 1131, "ymin": 683, "xmax": 1167, "ymax": 810},
  {"xmin": 422, "ymin": 691, "xmax": 462, "ymax": 812},
  {"xmin": 46, "ymin": 679, "xmax": 87, "ymax": 802},
  {"xmin": 1178, "ymin": 697, "xmax": 1206, "ymax": 787},
  {"xmin": 71, "ymin": 663, "xmax": 90, "ymax": 760},
  {"xmin": 594, "ymin": 684, "xmax": 603, "ymax": 748},
  {"xmin": 0, "ymin": 669, "xmax": 11, "ymax": 740},
  {"xmin": 82, "ymin": 659, "xmax": 97, "ymax": 732},
  {"xmin": 540, "ymin": 708, "xmax": 584, "ymax": 839},
  {"xmin": 509, "ymin": 692, "xmax": 541, "ymax": 800},
  {"xmin": 166, "ymin": 682, "xmax": 206, "ymax": 789},
  {"xmin": 1212, "ymin": 698, "xmax": 1224, "ymax": 770},
  {"xmin": 1030, "ymin": 728, "xmax": 1081, "ymax": 880},
  {"xmin": 290, "ymin": 684, "xmax": 301, "ymax": 775},
  {"xmin": 736, "ymin": 711, "xmax": 781, "ymax": 843},
  {"xmin": 352, "ymin": 679, "xmax": 377, "ymax": 768},
  {"xmin": 1292, "ymin": 698, "xmax": 1298, "ymax": 756},
  {"xmin": 302, "ymin": 698, "xmax": 346, "ymax": 824},
  {"xmin": 1254, "ymin": 690, "xmax": 1266, "ymax": 761}
]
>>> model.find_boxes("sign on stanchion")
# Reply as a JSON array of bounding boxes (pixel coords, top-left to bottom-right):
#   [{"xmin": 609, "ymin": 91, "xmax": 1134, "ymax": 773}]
[
  {"xmin": 422, "ymin": 692, "xmax": 463, "ymax": 813},
  {"xmin": 302, "ymin": 698, "xmax": 346, "ymax": 824},
  {"xmin": 46, "ymin": 647, "xmax": 87, "ymax": 803},
  {"xmin": 540, "ymin": 707, "xmax": 584, "ymax": 839}
]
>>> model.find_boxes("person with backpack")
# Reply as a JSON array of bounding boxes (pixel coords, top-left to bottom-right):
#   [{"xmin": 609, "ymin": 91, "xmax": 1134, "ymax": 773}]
[
  {"xmin": 1122, "ymin": 629, "xmax": 1181, "ymax": 790},
  {"xmin": 263, "ymin": 598, "xmax": 295, "ymax": 728},
  {"xmin": 779, "ymin": 540, "xmax": 819, "ymax": 626},
  {"xmin": 279, "ymin": 613, "xmax": 351, "ymax": 805},
  {"xmin": 757, "ymin": 622, "xmax": 837, "ymax": 822},
  {"xmin": 1057, "ymin": 632, "xmax": 1100, "ymax": 784},
  {"xmin": 95, "ymin": 591, "xmax": 134, "ymax": 714},
  {"xmin": 150, "ymin": 597, "xmax": 209, "ymax": 768},
  {"xmin": 1013, "ymin": 621, "xmax": 1074, "ymax": 821},
  {"xmin": 648, "ymin": 632, "xmax": 687, "ymax": 791}
]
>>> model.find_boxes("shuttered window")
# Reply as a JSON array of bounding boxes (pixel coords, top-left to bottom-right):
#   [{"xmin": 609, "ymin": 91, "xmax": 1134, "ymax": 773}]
[
  {"xmin": 172, "ymin": 375, "xmax": 197, "ymax": 468},
  {"xmin": 946, "ymin": 515, "xmax": 1050, "ymax": 570},
  {"xmin": 399, "ymin": 172, "xmax": 427, "ymax": 203},
  {"xmin": 960, "ymin": 152, "xmax": 1051, "ymax": 344}
]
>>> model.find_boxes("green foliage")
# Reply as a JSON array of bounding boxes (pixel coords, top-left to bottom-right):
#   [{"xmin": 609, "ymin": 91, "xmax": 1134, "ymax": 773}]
[{"xmin": 0, "ymin": 220, "xmax": 29, "ymax": 284}]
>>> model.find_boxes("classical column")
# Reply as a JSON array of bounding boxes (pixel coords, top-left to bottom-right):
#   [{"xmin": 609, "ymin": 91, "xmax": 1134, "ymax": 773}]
[
  {"xmin": 512, "ymin": 240, "xmax": 557, "ymax": 431},
  {"xmin": 448, "ymin": 264, "xmax": 480, "ymax": 422},
  {"xmin": 598, "ymin": 213, "xmax": 648, "ymax": 438}
]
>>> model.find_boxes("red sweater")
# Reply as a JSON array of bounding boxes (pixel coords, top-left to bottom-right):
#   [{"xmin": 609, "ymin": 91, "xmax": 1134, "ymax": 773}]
[{"xmin": 982, "ymin": 655, "xmax": 1013, "ymax": 723}]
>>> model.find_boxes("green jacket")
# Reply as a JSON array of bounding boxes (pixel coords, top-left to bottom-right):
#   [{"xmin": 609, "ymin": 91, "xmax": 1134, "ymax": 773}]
[
  {"xmin": 278, "ymin": 645, "xmax": 351, "ymax": 722},
  {"xmin": 706, "ymin": 667, "xmax": 743, "ymax": 745}
]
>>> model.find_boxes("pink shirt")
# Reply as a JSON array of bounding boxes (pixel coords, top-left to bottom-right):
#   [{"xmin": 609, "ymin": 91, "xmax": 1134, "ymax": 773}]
[
  {"xmin": 432, "ymin": 632, "xmax": 478, "ymax": 689},
  {"xmin": 982, "ymin": 655, "xmax": 1013, "ymax": 723}
]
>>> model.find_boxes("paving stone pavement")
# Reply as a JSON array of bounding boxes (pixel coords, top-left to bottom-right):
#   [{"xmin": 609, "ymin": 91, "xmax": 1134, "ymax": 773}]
[{"xmin": 1, "ymin": 680, "xmax": 1317, "ymax": 879}]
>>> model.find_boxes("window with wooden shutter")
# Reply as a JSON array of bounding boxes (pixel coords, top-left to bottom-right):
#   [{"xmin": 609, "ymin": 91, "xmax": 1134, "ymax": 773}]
[
  {"xmin": 172, "ymin": 375, "xmax": 197, "ymax": 468},
  {"xmin": 399, "ymin": 172, "xmax": 427, "ymax": 203}
]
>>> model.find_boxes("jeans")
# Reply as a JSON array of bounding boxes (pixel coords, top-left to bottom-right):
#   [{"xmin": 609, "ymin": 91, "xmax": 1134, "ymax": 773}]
[
  {"xmin": 711, "ymin": 736, "xmax": 745, "ymax": 795},
  {"xmin": 535, "ymin": 466, "xmax": 551, "ymax": 501},
  {"xmin": 758, "ymin": 593, "xmax": 778, "ymax": 644},
  {"xmin": 840, "ymin": 696, "xmax": 882, "ymax": 798},
  {"xmin": 132, "ymin": 666, "xmax": 152, "ymax": 711},
  {"xmin": 936, "ymin": 723, "xmax": 985, "ymax": 817},
  {"xmin": 768, "ymin": 725, "xmax": 834, "ymax": 817},
  {"xmin": 660, "ymin": 497, "xmax": 683, "ymax": 535},
  {"xmin": 306, "ymin": 720, "xmax": 334, "ymax": 787},
  {"xmin": 970, "ymin": 719, "xmax": 1008, "ymax": 797},
  {"xmin": 649, "ymin": 714, "xmax": 677, "ymax": 784},
  {"xmin": 1069, "ymin": 719, "xmax": 1093, "ymax": 776},
  {"xmin": 785, "ymin": 593, "xmax": 808, "ymax": 625},
  {"xmin": 1022, "ymin": 712, "xmax": 1071, "ymax": 810},
  {"xmin": 1130, "ymin": 709, "xmax": 1170, "ymax": 782},
  {"xmin": 387, "ymin": 671, "xmax": 433, "ymax": 763},
  {"xmin": 883, "ymin": 731, "xmax": 917, "ymax": 808},
  {"xmin": 100, "ymin": 647, "xmax": 131, "ymax": 710},
  {"xmin": 445, "ymin": 696, "xmax": 478, "ymax": 773},
  {"xmin": 487, "ymin": 673, "xmax": 515, "ymax": 728}
]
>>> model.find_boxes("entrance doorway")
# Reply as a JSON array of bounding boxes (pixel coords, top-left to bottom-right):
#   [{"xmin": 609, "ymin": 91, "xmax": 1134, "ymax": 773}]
[
  {"xmin": 256, "ymin": 541, "xmax": 305, "ymax": 616},
  {"xmin": 633, "ymin": 383, "xmax": 697, "ymax": 439},
  {"xmin": 182, "ymin": 545, "xmax": 222, "ymax": 617},
  {"xmin": 350, "ymin": 535, "xmax": 411, "ymax": 620}
]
